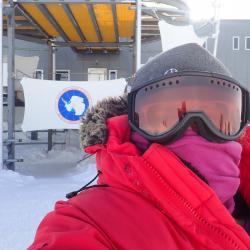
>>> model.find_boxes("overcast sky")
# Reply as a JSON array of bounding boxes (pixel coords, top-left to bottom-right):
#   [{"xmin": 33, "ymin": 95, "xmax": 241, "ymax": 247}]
[
  {"xmin": 187, "ymin": 0, "xmax": 250, "ymax": 20},
  {"xmin": 220, "ymin": 0, "xmax": 250, "ymax": 19}
]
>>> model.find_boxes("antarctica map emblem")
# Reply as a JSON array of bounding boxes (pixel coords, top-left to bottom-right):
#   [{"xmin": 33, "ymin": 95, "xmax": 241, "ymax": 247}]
[{"xmin": 56, "ymin": 87, "xmax": 91, "ymax": 123}]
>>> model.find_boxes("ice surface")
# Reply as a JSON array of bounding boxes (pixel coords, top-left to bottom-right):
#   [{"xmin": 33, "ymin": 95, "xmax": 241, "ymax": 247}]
[{"xmin": 0, "ymin": 126, "xmax": 97, "ymax": 250}]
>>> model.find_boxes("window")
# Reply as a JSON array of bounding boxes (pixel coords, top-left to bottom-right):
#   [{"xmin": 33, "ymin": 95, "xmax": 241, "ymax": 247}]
[
  {"xmin": 3, "ymin": 86, "xmax": 7, "ymax": 106},
  {"xmin": 88, "ymin": 68, "xmax": 107, "ymax": 81},
  {"xmin": 233, "ymin": 36, "xmax": 240, "ymax": 50},
  {"xmin": 35, "ymin": 69, "xmax": 44, "ymax": 79},
  {"xmin": 245, "ymin": 37, "xmax": 250, "ymax": 50},
  {"xmin": 55, "ymin": 70, "xmax": 70, "ymax": 81},
  {"xmin": 109, "ymin": 70, "xmax": 118, "ymax": 80}
]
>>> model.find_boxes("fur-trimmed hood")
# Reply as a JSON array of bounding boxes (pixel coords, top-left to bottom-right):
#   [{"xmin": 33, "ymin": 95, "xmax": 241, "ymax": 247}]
[
  {"xmin": 80, "ymin": 95, "xmax": 128, "ymax": 149},
  {"xmin": 79, "ymin": 94, "xmax": 250, "ymax": 213}
]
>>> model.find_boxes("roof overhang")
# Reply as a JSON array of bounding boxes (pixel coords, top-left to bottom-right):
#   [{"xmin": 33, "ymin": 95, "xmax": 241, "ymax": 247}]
[{"xmin": 3, "ymin": 0, "xmax": 189, "ymax": 52}]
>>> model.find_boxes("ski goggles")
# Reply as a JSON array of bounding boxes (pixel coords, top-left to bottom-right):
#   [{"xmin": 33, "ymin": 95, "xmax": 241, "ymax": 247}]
[{"xmin": 128, "ymin": 71, "xmax": 250, "ymax": 143}]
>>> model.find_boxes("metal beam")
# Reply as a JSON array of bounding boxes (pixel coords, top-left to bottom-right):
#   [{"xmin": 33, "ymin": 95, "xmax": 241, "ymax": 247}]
[
  {"xmin": 5, "ymin": 29, "xmax": 41, "ymax": 35},
  {"xmin": 3, "ymin": 24, "xmax": 36, "ymax": 30},
  {"xmin": 16, "ymin": 5, "xmax": 50, "ymax": 39},
  {"xmin": 7, "ymin": 1, "xmax": 15, "ymax": 170},
  {"xmin": 3, "ymin": 20, "xmax": 32, "ymax": 26},
  {"xmin": 38, "ymin": 4, "xmax": 70, "ymax": 42},
  {"xmin": 87, "ymin": 4, "xmax": 102, "ymax": 42},
  {"xmin": 13, "ymin": 34, "xmax": 48, "ymax": 44},
  {"xmin": 142, "ymin": 33, "xmax": 160, "ymax": 36},
  {"xmin": 141, "ymin": 26, "xmax": 159, "ymax": 31},
  {"xmin": 112, "ymin": 5, "xmax": 119, "ymax": 42},
  {"xmin": 141, "ymin": 18, "xmax": 159, "ymax": 25},
  {"xmin": 74, "ymin": 48, "xmax": 120, "ymax": 54},
  {"xmin": 142, "ymin": 30, "xmax": 160, "ymax": 35},
  {"xmin": 63, "ymin": 4, "xmax": 86, "ymax": 41},
  {"xmin": 15, "ymin": 0, "xmax": 136, "ymax": 3},
  {"xmin": 54, "ymin": 41, "xmax": 132, "ymax": 47}
]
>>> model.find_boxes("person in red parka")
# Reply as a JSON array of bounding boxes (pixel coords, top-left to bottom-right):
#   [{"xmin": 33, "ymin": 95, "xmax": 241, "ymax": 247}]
[{"xmin": 28, "ymin": 43, "xmax": 250, "ymax": 250}]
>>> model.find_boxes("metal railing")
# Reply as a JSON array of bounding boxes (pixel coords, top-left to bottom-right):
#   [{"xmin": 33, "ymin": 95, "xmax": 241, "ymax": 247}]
[{"xmin": 2, "ymin": 129, "xmax": 68, "ymax": 166}]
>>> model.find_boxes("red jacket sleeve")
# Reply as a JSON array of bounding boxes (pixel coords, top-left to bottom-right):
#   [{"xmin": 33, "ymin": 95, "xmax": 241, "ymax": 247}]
[
  {"xmin": 238, "ymin": 126, "xmax": 250, "ymax": 207},
  {"xmin": 27, "ymin": 200, "xmax": 113, "ymax": 250}
]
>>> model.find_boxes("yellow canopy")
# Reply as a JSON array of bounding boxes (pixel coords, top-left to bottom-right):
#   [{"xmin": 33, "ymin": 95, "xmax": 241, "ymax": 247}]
[{"xmin": 16, "ymin": 1, "xmax": 136, "ymax": 50}]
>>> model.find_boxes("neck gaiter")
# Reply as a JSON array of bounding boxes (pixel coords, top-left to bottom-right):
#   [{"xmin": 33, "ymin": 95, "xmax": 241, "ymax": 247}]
[{"xmin": 131, "ymin": 130, "xmax": 242, "ymax": 213}]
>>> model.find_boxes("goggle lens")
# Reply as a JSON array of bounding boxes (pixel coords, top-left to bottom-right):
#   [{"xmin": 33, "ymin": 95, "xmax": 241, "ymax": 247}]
[{"xmin": 134, "ymin": 76, "xmax": 242, "ymax": 137}]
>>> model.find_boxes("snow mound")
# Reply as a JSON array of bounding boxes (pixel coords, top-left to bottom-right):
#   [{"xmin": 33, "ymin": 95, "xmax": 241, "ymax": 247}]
[
  {"xmin": 1, "ymin": 143, "xmax": 97, "ymax": 250},
  {"xmin": 0, "ymin": 169, "xmax": 34, "ymax": 187}
]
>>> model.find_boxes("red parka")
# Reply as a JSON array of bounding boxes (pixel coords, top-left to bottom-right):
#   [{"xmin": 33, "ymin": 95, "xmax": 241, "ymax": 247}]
[{"xmin": 28, "ymin": 115, "xmax": 250, "ymax": 250}]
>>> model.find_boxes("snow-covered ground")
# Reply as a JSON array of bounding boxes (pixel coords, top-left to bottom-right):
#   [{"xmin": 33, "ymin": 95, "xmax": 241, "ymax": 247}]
[{"xmin": 1, "ymin": 121, "xmax": 97, "ymax": 250}]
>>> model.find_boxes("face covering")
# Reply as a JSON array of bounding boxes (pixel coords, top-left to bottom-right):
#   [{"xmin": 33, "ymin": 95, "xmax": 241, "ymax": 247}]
[{"xmin": 131, "ymin": 130, "xmax": 242, "ymax": 213}]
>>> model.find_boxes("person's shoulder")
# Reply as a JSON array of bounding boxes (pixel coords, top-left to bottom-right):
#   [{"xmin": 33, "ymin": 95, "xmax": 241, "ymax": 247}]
[
  {"xmin": 68, "ymin": 186, "xmax": 111, "ymax": 206},
  {"xmin": 239, "ymin": 126, "xmax": 250, "ymax": 153},
  {"xmin": 27, "ymin": 187, "xmax": 116, "ymax": 250},
  {"xmin": 68, "ymin": 186, "xmax": 137, "ymax": 208},
  {"xmin": 239, "ymin": 126, "xmax": 250, "ymax": 207},
  {"xmin": 67, "ymin": 185, "xmax": 153, "ymax": 215}
]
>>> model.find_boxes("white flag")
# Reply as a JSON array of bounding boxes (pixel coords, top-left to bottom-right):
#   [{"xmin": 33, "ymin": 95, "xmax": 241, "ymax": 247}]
[
  {"xmin": 21, "ymin": 77, "xmax": 127, "ymax": 131},
  {"xmin": 159, "ymin": 20, "xmax": 206, "ymax": 51}
]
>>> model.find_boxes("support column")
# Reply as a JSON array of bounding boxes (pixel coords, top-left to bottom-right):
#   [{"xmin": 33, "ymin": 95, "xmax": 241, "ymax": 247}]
[
  {"xmin": 0, "ymin": 0, "xmax": 3, "ymax": 169},
  {"xmin": 47, "ymin": 41, "xmax": 56, "ymax": 151},
  {"xmin": 6, "ymin": 0, "xmax": 15, "ymax": 170},
  {"xmin": 135, "ymin": 0, "xmax": 142, "ymax": 71}
]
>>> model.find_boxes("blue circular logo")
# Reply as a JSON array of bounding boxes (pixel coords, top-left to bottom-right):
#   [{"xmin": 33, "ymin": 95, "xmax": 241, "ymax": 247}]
[{"xmin": 57, "ymin": 88, "xmax": 90, "ymax": 122}]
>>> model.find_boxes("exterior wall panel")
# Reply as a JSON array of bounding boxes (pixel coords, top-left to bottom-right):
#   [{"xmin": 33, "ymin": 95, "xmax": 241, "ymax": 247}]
[
  {"xmin": 3, "ymin": 19, "xmax": 250, "ymax": 91},
  {"xmin": 216, "ymin": 20, "xmax": 250, "ymax": 90}
]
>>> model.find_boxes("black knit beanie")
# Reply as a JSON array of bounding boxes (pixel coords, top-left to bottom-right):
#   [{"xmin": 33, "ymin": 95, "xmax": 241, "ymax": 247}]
[{"xmin": 131, "ymin": 43, "xmax": 232, "ymax": 90}]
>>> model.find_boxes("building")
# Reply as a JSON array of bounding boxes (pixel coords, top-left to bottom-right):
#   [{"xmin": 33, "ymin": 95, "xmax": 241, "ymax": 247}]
[
  {"xmin": 3, "ymin": 19, "xmax": 249, "ymax": 92},
  {"xmin": 207, "ymin": 19, "xmax": 250, "ymax": 90},
  {"xmin": 2, "ymin": 14, "xmax": 250, "ymax": 169}
]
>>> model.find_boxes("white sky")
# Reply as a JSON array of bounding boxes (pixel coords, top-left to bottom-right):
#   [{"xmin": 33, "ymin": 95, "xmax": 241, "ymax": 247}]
[
  {"xmin": 220, "ymin": 0, "xmax": 250, "ymax": 19},
  {"xmin": 188, "ymin": 0, "xmax": 250, "ymax": 20}
]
